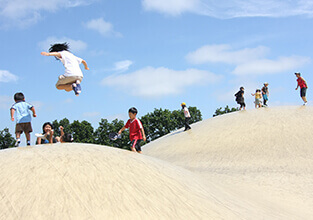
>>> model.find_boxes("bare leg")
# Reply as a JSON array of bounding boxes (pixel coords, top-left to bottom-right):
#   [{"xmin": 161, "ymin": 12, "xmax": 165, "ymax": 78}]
[
  {"xmin": 25, "ymin": 132, "xmax": 31, "ymax": 141},
  {"xmin": 57, "ymin": 84, "xmax": 73, "ymax": 92},
  {"xmin": 302, "ymin": 96, "xmax": 307, "ymax": 103}
]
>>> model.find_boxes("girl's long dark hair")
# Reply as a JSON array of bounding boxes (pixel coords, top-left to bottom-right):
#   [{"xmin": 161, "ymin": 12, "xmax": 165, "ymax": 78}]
[
  {"xmin": 49, "ymin": 42, "xmax": 69, "ymax": 52},
  {"xmin": 42, "ymin": 122, "xmax": 54, "ymax": 134}
]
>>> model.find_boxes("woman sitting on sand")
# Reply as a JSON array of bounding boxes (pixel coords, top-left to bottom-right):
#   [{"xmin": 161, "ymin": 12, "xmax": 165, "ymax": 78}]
[{"xmin": 36, "ymin": 122, "xmax": 58, "ymax": 144}]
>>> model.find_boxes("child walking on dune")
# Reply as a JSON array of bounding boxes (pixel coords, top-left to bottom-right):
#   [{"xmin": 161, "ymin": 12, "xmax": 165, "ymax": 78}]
[
  {"xmin": 10, "ymin": 92, "xmax": 37, "ymax": 147},
  {"xmin": 295, "ymin": 72, "xmax": 308, "ymax": 105},
  {"xmin": 234, "ymin": 87, "xmax": 246, "ymax": 110},
  {"xmin": 262, "ymin": 83, "xmax": 269, "ymax": 106},
  {"xmin": 118, "ymin": 107, "xmax": 146, "ymax": 153},
  {"xmin": 251, "ymin": 89, "xmax": 262, "ymax": 108},
  {"xmin": 181, "ymin": 102, "xmax": 191, "ymax": 131},
  {"xmin": 41, "ymin": 42, "xmax": 89, "ymax": 96}
]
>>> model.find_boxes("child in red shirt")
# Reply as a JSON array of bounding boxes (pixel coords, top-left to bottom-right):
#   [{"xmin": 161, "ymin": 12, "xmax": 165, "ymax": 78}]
[
  {"xmin": 118, "ymin": 107, "xmax": 146, "ymax": 153},
  {"xmin": 295, "ymin": 72, "xmax": 308, "ymax": 105}
]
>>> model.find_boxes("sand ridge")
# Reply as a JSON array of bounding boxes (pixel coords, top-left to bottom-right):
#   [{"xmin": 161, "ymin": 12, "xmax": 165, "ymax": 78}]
[
  {"xmin": 1, "ymin": 106, "xmax": 313, "ymax": 219},
  {"xmin": 0, "ymin": 143, "xmax": 239, "ymax": 219},
  {"xmin": 145, "ymin": 106, "xmax": 313, "ymax": 219}
]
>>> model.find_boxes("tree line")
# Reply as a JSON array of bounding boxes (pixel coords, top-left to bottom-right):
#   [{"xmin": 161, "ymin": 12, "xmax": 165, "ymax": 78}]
[{"xmin": 0, "ymin": 107, "xmax": 202, "ymax": 150}]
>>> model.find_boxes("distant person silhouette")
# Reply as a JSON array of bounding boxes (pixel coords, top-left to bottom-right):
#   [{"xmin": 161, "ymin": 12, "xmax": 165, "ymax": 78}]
[
  {"xmin": 181, "ymin": 102, "xmax": 191, "ymax": 131},
  {"xmin": 295, "ymin": 72, "xmax": 308, "ymax": 105},
  {"xmin": 234, "ymin": 87, "xmax": 246, "ymax": 110}
]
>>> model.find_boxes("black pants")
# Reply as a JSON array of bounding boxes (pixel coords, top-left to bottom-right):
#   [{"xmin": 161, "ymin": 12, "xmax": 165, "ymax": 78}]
[{"xmin": 184, "ymin": 117, "xmax": 191, "ymax": 131}]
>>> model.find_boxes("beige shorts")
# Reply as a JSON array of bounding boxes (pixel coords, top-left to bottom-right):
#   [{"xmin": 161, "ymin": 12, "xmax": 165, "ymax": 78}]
[{"xmin": 55, "ymin": 75, "xmax": 83, "ymax": 87}]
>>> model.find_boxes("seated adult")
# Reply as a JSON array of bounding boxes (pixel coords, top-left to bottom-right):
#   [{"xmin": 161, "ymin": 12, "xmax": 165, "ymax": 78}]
[
  {"xmin": 36, "ymin": 122, "xmax": 58, "ymax": 144},
  {"xmin": 59, "ymin": 126, "xmax": 73, "ymax": 143}
]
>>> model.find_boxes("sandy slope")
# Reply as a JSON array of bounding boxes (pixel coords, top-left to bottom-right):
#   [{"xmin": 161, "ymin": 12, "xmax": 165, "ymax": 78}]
[
  {"xmin": 1, "ymin": 106, "xmax": 313, "ymax": 219},
  {"xmin": 144, "ymin": 106, "xmax": 313, "ymax": 219},
  {"xmin": 0, "ymin": 143, "xmax": 239, "ymax": 219}
]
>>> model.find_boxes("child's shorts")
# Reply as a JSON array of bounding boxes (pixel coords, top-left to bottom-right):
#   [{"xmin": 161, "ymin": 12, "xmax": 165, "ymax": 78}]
[
  {"xmin": 255, "ymin": 98, "xmax": 262, "ymax": 105},
  {"xmin": 300, "ymin": 87, "xmax": 307, "ymax": 97},
  {"xmin": 131, "ymin": 139, "xmax": 142, "ymax": 152},
  {"xmin": 56, "ymin": 75, "xmax": 83, "ymax": 87},
  {"xmin": 16, "ymin": 122, "xmax": 32, "ymax": 134}
]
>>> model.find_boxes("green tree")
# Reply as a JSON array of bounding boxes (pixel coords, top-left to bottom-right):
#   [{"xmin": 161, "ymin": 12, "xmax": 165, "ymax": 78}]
[
  {"xmin": 140, "ymin": 106, "xmax": 202, "ymax": 143},
  {"xmin": 70, "ymin": 120, "xmax": 95, "ymax": 143},
  {"xmin": 140, "ymin": 108, "xmax": 173, "ymax": 143},
  {"xmin": 94, "ymin": 118, "xmax": 130, "ymax": 150},
  {"xmin": 213, "ymin": 105, "xmax": 238, "ymax": 117},
  {"xmin": 52, "ymin": 118, "xmax": 71, "ymax": 136},
  {"xmin": 52, "ymin": 118, "xmax": 94, "ymax": 143},
  {"xmin": 0, "ymin": 128, "xmax": 16, "ymax": 150}
]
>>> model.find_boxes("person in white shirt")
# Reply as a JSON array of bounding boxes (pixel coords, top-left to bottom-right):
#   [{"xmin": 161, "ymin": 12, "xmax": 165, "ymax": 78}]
[
  {"xmin": 181, "ymin": 102, "xmax": 191, "ymax": 131},
  {"xmin": 41, "ymin": 42, "xmax": 89, "ymax": 96}
]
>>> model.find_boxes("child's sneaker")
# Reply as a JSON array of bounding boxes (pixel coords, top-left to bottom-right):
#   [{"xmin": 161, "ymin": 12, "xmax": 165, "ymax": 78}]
[
  {"xmin": 76, "ymin": 84, "xmax": 82, "ymax": 94},
  {"xmin": 15, "ymin": 140, "xmax": 20, "ymax": 147},
  {"xmin": 72, "ymin": 83, "xmax": 79, "ymax": 96}
]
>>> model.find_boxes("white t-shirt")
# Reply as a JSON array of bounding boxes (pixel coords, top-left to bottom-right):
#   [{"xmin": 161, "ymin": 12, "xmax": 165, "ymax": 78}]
[
  {"xmin": 59, "ymin": 51, "xmax": 83, "ymax": 77},
  {"xmin": 183, "ymin": 107, "xmax": 191, "ymax": 118}
]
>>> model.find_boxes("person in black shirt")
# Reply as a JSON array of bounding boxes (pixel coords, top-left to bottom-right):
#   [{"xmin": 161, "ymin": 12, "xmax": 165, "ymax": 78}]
[{"xmin": 234, "ymin": 87, "xmax": 246, "ymax": 110}]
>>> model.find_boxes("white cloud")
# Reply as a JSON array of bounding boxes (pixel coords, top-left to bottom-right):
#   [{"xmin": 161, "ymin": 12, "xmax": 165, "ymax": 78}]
[
  {"xmin": 233, "ymin": 56, "xmax": 311, "ymax": 75},
  {"xmin": 0, "ymin": 70, "xmax": 18, "ymax": 83},
  {"xmin": 142, "ymin": 0, "xmax": 203, "ymax": 16},
  {"xmin": 142, "ymin": 0, "xmax": 313, "ymax": 18},
  {"xmin": 0, "ymin": 95, "xmax": 12, "ymax": 109},
  {"xmin": 114, "ymin": 60, "xmax": 133, "ymax": 72},
  {"xmin": 84, "ymin": 18, "xmax": 121, "ymax": 37},
  {"xmin": 31, "ymin": 101, "xmax": 43, "ymax": 111},
  {"xmin": 63, "ymin": 98, "xmax": 74, "ymax": 104},
  {"xmin": 101, "ymin": 66, "xmax": 222, "ymax": 98},
  {"xmin": 0, "ymin": 0, "xmax": 91, "ymax": 28},
  {"xmin": 82, "ymin": 112, "xmax": 101, "ymax": 117},
  {"xmin": 187, "ymin": 44, "xmax": 310, "ymax": 76},
  {"xmin": 38, "ymin": 37, "xmax": 87, "ymax": 53},
  {"xmin": 186, "ymin": 45, "xmax": 269, "ymax": 65},
  {"xmin": 106, "ymin": 113, "xmax": 128, "ymax": 122}
]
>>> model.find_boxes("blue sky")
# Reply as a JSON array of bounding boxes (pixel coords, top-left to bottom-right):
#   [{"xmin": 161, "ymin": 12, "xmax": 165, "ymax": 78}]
[{"xmin": 1, "ymin": 0, "xmax": 313, "ymax": 144}]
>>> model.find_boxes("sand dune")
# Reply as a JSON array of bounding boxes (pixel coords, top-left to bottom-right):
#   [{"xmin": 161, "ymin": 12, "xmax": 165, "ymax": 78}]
[
  {"xmin": 0, "ymin": 144, "xmax": 239, "ymax": 219},
  {"xmin": 145, "ymin": 106, "xmax": 313, "ymax": 219},
  {"xmin": 1, "ymin": 106, "xmax": 313, "ymax": 219}
]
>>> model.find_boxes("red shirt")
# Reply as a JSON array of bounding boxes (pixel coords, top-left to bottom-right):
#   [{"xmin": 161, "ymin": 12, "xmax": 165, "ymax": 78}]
[
  {"xmin": 297, "ymin": 77, "xmax": 307, "ymax": 88},
  {"xmin": 125, "ymin": 118, "xmax": 143, "ymax": 141}
]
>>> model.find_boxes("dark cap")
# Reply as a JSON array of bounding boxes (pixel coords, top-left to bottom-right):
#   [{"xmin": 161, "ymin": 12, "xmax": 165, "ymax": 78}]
[{"xmin": 295, "ymin": 72, "xmax": 301, "ymax": 76}]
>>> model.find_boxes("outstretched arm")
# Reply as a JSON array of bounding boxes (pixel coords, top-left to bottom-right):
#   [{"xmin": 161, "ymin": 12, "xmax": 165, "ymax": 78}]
[
  {"xmin": 41, "ymin": 52, "xmax": 62, "ymax": 59},
  {"xmin": 118, "ymin": 126, "xmax": 126, "ymax": 135},
  {"xmin": 82, "ymin": 60, "xmax": 89, "ymax": 70},
  {"xmin": 10, "ymin": 108, "xmax": 15, "ymax": 121},
  {"xmin": 30, "ymin": 107, "xmax": 37, "ymax": 118},
  {"xmin": 141, "ymin": 128, "xmax": 146, "ymax": 142}
]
